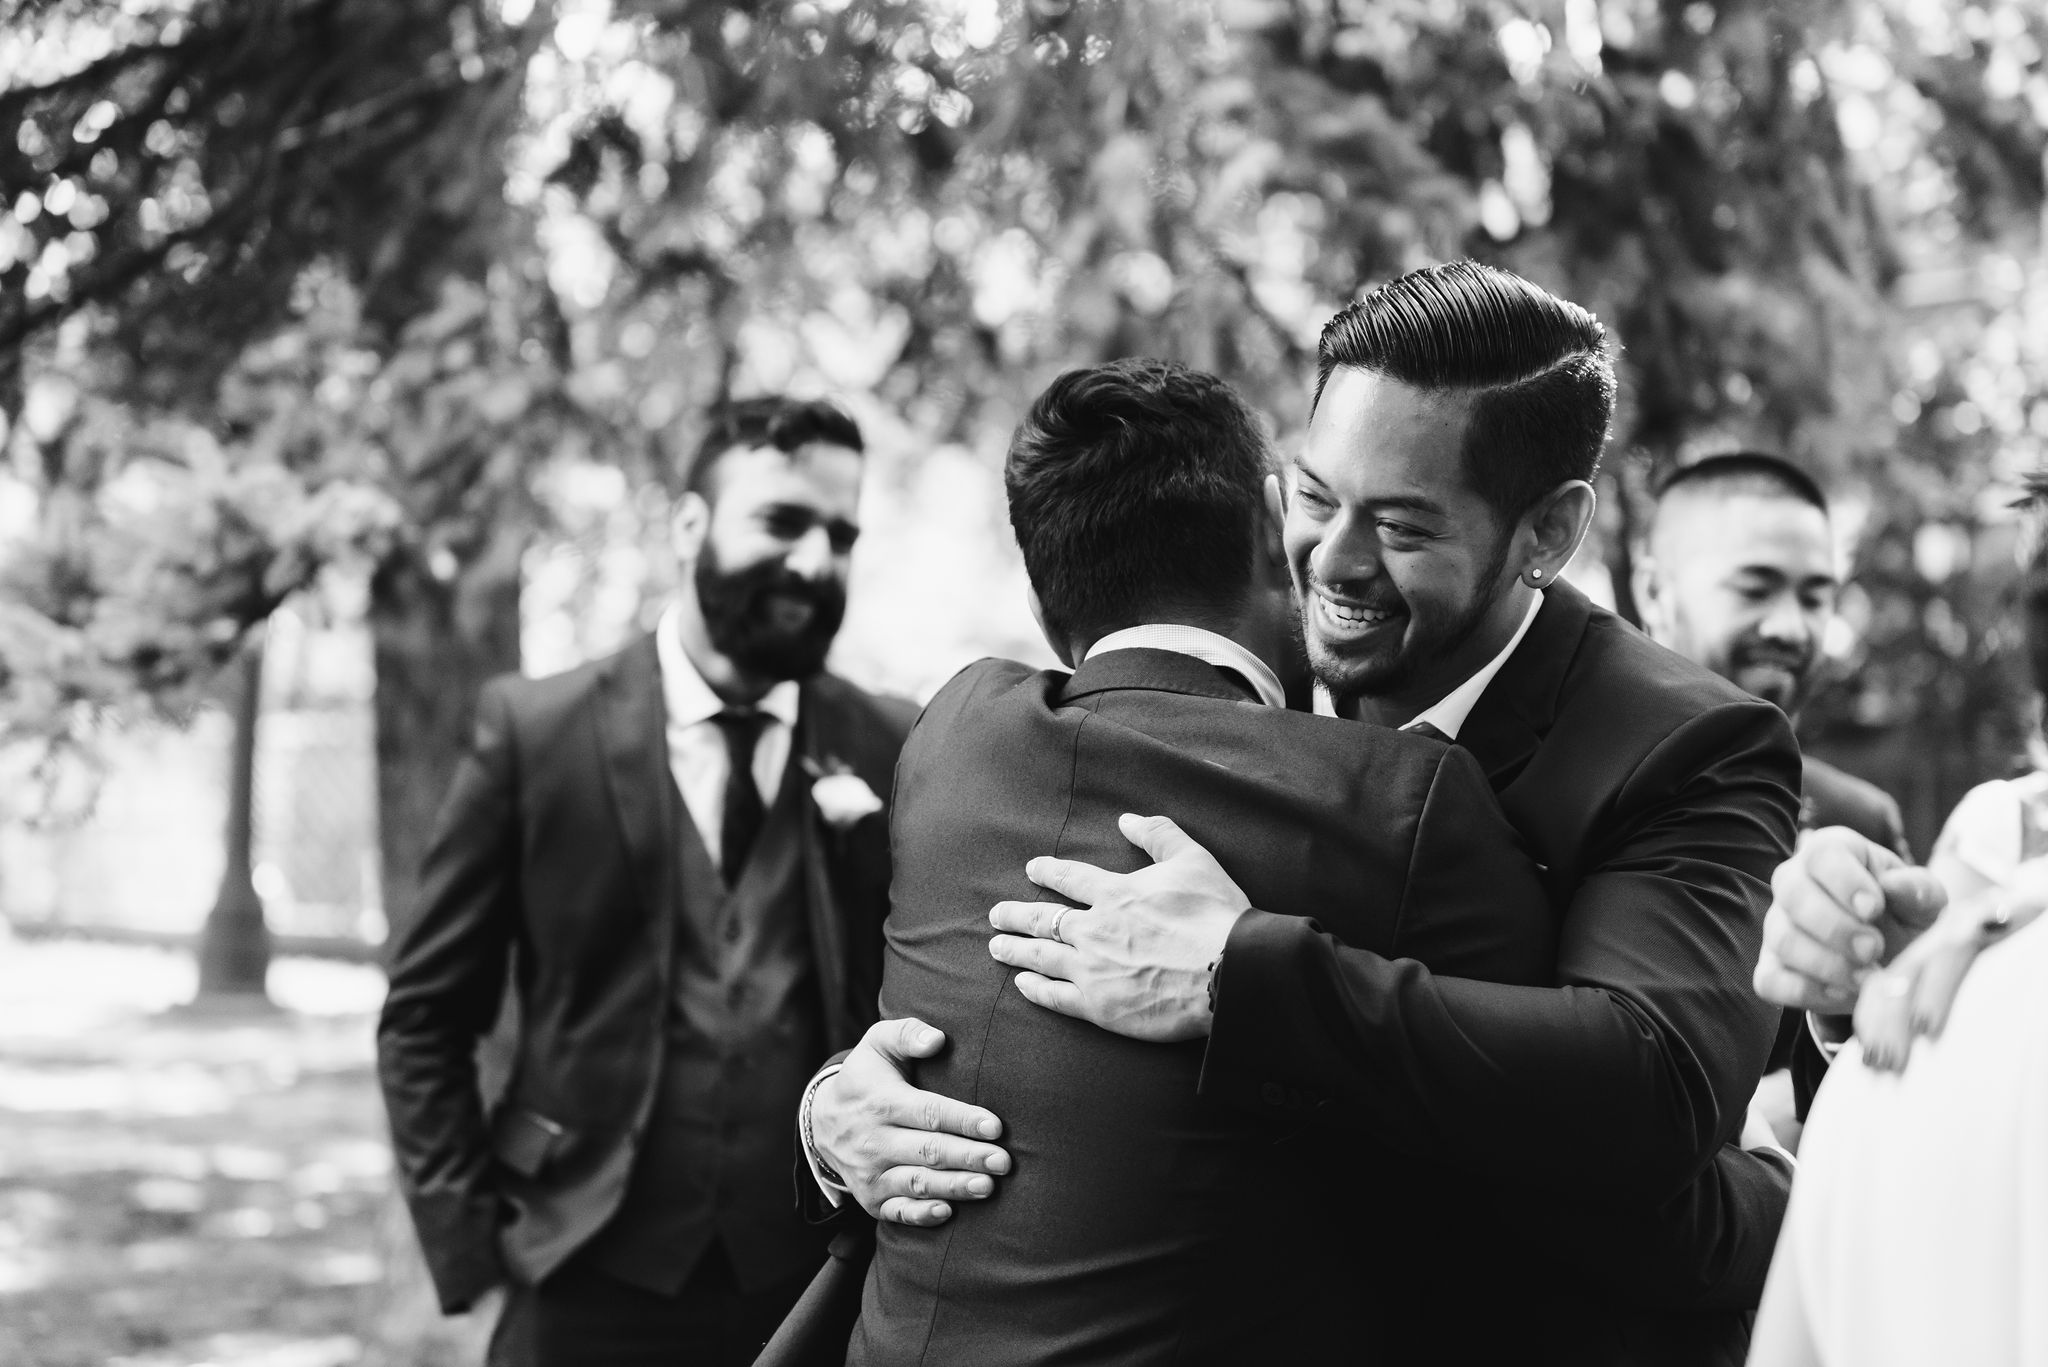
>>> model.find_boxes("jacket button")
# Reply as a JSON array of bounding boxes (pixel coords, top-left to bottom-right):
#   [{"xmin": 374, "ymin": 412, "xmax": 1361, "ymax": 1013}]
[{"xmin": 1261, "ymin": 1082, "xmax": 1286, "ymax": 1107}]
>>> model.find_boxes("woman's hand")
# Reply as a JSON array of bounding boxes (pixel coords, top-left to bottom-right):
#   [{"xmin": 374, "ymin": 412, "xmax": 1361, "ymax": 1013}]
[{"xmin": 1854, "ymin": 856, "xmax": 2048, "ymax": 1072}]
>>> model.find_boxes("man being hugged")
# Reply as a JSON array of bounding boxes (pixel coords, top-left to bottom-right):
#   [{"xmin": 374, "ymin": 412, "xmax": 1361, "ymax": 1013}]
[{"xmin": 846, "ymin": 358, "xmax": 1557, "ymax": 1365}]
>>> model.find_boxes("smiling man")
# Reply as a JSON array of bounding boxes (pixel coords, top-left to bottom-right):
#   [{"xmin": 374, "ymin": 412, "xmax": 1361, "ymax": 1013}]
[
  {"xmin": 1634, "ymin": 453, "xmax": 1909, "ymax": 1131},
  {"xmin": 804, "ymin": 263, "xmax": 1805, "ymax": 1365},
  {"xmin": 379, "ymin": 397, "xmax": 915, "ymax": 1367},
  {"xmin": 1634, "ymin": 452, "xmax": 1905, "ymax": 855}
]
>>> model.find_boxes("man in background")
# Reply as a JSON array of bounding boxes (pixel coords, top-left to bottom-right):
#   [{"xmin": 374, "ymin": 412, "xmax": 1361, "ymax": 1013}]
[
  {"xmin": 1632, "ymin": 451, "xmax": 1909, "ymax": 1126},
  {"xmin": 378, "ymin": 397, "xmax": 914, "ymax": 1367},
  {"xmin": 1632, "ymin": 451, "xmax": 1906, "ymax": 856}
]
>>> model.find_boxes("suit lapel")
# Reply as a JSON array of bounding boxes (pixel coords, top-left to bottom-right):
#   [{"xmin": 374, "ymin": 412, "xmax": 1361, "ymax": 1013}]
[
  {"xmin": 1455, "ymin": 583, "xmax": 1592, "ymax": 790},
  {"xmin": 794, "ymin": 680, "xmax": 854, "ymax": 1046},
  {"xmin": 595, "ymin": 634, "xmax": 677, "ymax": 979}
]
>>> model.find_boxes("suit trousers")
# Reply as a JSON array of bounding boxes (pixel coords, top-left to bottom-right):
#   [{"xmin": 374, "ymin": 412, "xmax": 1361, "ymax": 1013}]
[{"xmin": 493, "ymin": 1245, "xmax": 817, "ymax": 1367}]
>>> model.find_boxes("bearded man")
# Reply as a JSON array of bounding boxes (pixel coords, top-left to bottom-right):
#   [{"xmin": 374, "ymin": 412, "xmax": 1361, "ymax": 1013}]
[
  {"xmin": 1633, "ymin": 452, "xmax": 1905, "ymax": 857},
  {"xmin": 1634, "ymin": 452, "xmax": 1909, "ymax": 1126},
  {"xmin": 378, "ymin": 397, "xmax": 915, "ymax": 1367}
]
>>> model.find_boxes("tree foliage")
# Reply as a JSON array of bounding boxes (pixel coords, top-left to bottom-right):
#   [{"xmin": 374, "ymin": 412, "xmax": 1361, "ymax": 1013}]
[{"xmin": 3, "ymin": 0, "xmax": 2047, "ymax": 857}]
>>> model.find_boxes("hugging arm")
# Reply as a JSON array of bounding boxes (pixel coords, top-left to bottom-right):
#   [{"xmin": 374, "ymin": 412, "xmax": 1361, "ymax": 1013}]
[
  {"xmin": 800, "ymin": 1018, "xmax": 1011, "ymax": 1227},
  {"xmin": 1200, "ymin": 702, "xmax": 1800, "ymax": 1302}
]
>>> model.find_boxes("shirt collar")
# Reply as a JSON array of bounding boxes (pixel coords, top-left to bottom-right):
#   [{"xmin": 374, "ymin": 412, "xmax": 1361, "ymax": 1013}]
[
  {"xmin": 1312, "ymin": 591, "xmax": 1543, "ymax": 740},
  {"xmin": 1083, "ymin": 624, "xmax": 1287, "ymax": 709},
  {"xmin": 655, "ymin": 601, "xmax": 802, "ymax": 728},
  {"xmin": 1403, "ymin": 592, "xmax": 1544, "ymax": 739}
]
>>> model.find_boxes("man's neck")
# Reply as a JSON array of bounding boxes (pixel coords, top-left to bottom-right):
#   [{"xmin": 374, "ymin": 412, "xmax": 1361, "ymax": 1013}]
[{"xmin": 670, "ymin": 596, "xmax": 773, "ymax": 707}]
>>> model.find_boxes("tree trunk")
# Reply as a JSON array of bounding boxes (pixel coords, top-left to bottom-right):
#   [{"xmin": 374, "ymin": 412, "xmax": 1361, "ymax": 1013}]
[
  {"xmin": 366, "ymin": 539, "xmax": 524, "ymax": 934},
  {"xmin": 195, "ymin": 639, "xmax": 271, "ymax": 1000}
]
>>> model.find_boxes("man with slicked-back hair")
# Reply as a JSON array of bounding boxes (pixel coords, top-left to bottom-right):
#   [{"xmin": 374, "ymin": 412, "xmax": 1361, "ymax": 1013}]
[{"xmin": 809, "ymin": 265, "xmax": 1804, "ymax": 1366}]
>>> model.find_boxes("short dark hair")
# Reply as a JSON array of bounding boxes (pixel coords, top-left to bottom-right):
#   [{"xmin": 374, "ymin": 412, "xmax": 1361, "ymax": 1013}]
[
  {"xmin": 1313, "ymin": 261, "xmax": 1615, "ymax": 522},
  {"xmin": 1650, "ymin": 451, "xmax": 1830, "ymax": 517},
  {"xmin": 686, "ymin": 396, "xmax": 864, "ymax": 498},
  {"xmin": 1005, "ymin": 358, "xmax": 1271, "ymax": 646}
]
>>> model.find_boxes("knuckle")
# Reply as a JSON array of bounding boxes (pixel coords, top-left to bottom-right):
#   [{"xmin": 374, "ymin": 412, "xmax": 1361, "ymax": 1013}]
[
  {"xmin": 918, "ymin": 1136, "xmax": 942, "ymax": 1166},
  {"xmin": 909, "ymin": 1170, "xmax": 929, "ymax": 1198}
]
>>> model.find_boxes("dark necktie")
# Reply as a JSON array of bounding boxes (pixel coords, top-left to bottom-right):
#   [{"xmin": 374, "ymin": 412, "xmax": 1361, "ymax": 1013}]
[
  {"xmin": 714, "ymin": 710, "xmax": 769, "ymax": 885},
  {"xmin": 1407, "ymin": 720, "xmax": 1452, "ymax": 744}
]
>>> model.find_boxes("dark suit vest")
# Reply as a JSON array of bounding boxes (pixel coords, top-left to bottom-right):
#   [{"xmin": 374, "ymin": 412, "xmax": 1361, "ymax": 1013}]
[{"xmin": 573, "ymin": 760, "xmax": 829, "ymax": 1295}]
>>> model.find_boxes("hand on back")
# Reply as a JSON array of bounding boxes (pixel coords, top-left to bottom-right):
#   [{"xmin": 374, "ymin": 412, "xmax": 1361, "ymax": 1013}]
[{"xmin": 810, "ymin": 1017, "xmax": 1010, "ymax": 1226}]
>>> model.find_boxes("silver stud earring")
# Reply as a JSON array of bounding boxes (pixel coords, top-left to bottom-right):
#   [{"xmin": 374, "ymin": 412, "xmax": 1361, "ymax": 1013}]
[{"xmin": 1527, "ymin": 567, "xmax": 1544, "ymax": 582}]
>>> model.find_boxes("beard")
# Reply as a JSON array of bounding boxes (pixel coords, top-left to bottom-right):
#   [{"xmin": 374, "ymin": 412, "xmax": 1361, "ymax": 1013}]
[
  {"xmin": 1304, "ymin": 532, "xmax": 1515, "ymax": 707},
  {"xmin": 695, "ymin": 544, "xmax": 847, "ymax": 683},
  {"xmin": 1723, "ymin": 636, "xmax": 1816, "ymax": 712}
]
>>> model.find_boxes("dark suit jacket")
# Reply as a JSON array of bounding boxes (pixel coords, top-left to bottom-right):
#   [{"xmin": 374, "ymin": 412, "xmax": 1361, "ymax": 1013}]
[
  {"xmin": 1776, "ymin": 754, "xmax": 1911, "ymax": 1114},
  {"xmin": 848, "ymin": 649, "xmax": 1559, "ymax": 1366},
  {"xmin": 375, "ymin": 633, "xmax": 913, "ymax": 1312},
  {"xmin": 1202, "ymin": 583, "xmax": 1804, "ymax": 1361}
]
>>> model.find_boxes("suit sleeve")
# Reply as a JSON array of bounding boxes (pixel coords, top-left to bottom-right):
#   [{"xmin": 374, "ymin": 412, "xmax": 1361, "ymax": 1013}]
[
  {"xmin": 1535, "ymin": 1137, "xmax": 1795, "ymax": 1309},
  {"xmin": 1202, "ymin": 700, "xmax": 1796, "ymax": 1225},
  {"xmin": 375, "ymin": 680, "xmax": 521, "ymax": 1313}
]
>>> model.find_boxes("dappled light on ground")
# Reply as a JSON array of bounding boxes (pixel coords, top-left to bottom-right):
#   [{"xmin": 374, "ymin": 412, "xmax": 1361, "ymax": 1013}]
[{"xmin": 0, "ymin": 936, "xmax": 474, "ymax": 1367}]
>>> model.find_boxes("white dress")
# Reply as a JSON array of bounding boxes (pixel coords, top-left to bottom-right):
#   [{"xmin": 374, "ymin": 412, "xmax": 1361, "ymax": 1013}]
[
  {"xmin": 1928, "ymin": 772, "xmax": 2048, "ymax": 894},
  {"xmin": 1748, "ymin": 915, "xmax": 2048, "ymax": 1366}
]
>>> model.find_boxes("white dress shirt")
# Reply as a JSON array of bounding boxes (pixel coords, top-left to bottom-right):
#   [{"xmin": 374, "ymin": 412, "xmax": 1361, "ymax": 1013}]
[
  {"xmin": 655, "ymin": 603, "xmax": 801, "ymax": 875},
  {"xmin": 1313, "ymin": 591, "xmax": 1543, "ymax": 738},
  {"xmin": 1085, "ymin": 623, "xmax": 1288, "ymax": 708}
]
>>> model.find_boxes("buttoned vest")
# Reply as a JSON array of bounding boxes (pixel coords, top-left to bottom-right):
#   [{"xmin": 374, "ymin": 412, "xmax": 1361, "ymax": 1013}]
[{"xmin": 575, "ymin": 757, "xmax": 830, "ymax": 1294}]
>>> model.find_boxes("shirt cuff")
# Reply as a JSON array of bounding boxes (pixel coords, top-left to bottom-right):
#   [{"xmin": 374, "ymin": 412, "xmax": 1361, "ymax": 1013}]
[
  {"xmin": 798, "ymin": 1063, "xmax": 850, "ymax": 1207},
  {"xmin": 1806, "ymin": 1010, "xmax": 1851, "ymax": 1061}
]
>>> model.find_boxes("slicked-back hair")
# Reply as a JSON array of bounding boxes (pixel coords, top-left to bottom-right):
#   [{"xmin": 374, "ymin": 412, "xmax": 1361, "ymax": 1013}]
[
  {"xmin": 1005, "ymin": 358, "xmax": 1271, "ymax": 646},
  {"xmin": 685, "ymin": 396, "xmax": 865, "ymax": 499},
  {"xmin": 1650, "ymin": 451, "xmax": 1830, "ymax": 519},
  {"xmin": 1314, "ymin": 261, "xmax": 1616, "ymax": 523}
]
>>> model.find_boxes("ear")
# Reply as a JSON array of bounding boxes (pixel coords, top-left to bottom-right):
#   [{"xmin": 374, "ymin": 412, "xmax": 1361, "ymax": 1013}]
[
  {"xmin": 670, "ymin": 491, "xmax": 710, "ymax": 564},
  {"xmin": 1026, "ymin": 586, "xmax": 1075, "ymax": 669},
  {"xmin": 1260, "ymin": 473, "xmax": 1288, "ymax": 568},
  {"xmin": 1519, "ymin": 479, "xmax": 1596, "ymax": 584}
]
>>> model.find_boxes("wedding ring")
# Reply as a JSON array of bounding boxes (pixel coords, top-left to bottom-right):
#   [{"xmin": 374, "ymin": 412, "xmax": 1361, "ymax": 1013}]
[
  {"xmin": 1049, "ymin": 907, "xmax": 1069, "ymax": 945},
  {"xmin": 1981, "ymin": 899, "xmax": 2015, "ymax": 938}
]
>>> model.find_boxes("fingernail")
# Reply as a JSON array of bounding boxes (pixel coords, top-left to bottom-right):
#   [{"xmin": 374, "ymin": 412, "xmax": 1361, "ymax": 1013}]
[
  {"xmin": 1852, "ymin": 931, "xmax": 1883, "ymax": 962},
  {"xmin": 917, "ymin": 1027, "xmax": 942, "ymax": 1049},
  {"xmin": 967, "ymin": 1176, "xmax": 992, "ymax": 1196},
  {"xmin": 977, "ymin": 1117, "xmax": 1001, "ymax": 1139},
  {"xmin": 985, "ymin": 1152, "xmax": 1010, "ymax": 1174},
  {"xmin": 1852, "ymin": 889, "xmax": 1881, "ymax": 917}
]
